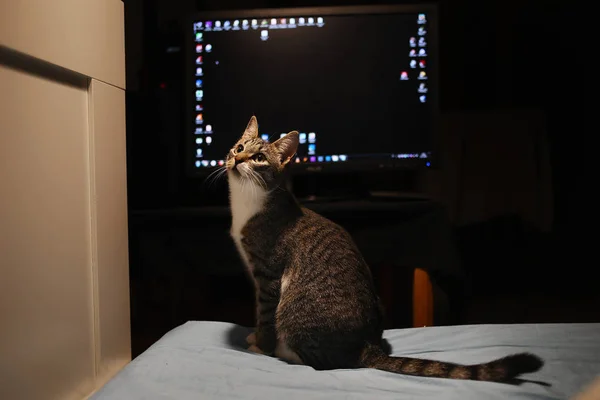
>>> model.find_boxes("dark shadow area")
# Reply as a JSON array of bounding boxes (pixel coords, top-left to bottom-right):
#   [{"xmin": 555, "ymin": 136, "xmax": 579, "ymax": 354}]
[
  {"xmin": 0, "ymin": 44, "xmax": 88, "ymax": 88},
  {"xmin": 226, "ymin": 324, "xmax": 253, "ymax": 350},
  {"xmin": 506, "ymin": 378, "xmax": 552, "ymax": 388}
]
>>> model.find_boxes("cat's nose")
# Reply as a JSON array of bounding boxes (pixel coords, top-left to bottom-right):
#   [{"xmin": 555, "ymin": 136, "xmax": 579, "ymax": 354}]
[{"xmin": 234, "ymin": 156, "xmax": 244, "ymax": 167}]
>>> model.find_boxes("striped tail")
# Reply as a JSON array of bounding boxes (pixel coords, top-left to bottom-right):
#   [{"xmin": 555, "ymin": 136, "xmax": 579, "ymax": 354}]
[{"xmin": 360, "ymin": 344, "xmax": 543, "ymax": 382}]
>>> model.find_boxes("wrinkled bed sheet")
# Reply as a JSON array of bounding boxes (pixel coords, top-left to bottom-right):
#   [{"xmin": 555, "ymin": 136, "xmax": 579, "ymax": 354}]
[{"xmin": 92, "ymin": 321, "xmax": 600, "ymax": 400}]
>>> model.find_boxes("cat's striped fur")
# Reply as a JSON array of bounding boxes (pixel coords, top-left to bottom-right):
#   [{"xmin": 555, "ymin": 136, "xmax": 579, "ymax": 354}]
[{"xmin": 225, "ymin": 116, "xmax": 544, "ymax": 382}]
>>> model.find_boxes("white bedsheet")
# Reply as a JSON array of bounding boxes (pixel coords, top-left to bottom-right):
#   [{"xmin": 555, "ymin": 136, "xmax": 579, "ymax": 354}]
[{"xmin": 91, "ymin": 321, "xmax": 600, "ymax": 400}]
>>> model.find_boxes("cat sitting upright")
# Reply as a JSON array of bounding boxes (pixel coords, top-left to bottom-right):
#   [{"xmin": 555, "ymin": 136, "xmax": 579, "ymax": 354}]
[{"xmin": 225, "ymin": 115, "xmax": 543, "ymax": 381}]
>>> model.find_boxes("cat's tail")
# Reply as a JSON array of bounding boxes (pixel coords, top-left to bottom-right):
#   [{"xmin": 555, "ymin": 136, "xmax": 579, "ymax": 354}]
[{"xmin": 359, "ymin": 343, "xmax": 543, "ymax": 382}]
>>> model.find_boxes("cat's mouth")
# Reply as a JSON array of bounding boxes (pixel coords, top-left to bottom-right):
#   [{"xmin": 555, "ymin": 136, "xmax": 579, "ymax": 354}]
[
  {"xmin": 226, "ymin": 160, "xmax": 246, "ymax": 177},
  {"xmin": 225, "ymin": 158, "xmax": 238, "ymax": 172}
]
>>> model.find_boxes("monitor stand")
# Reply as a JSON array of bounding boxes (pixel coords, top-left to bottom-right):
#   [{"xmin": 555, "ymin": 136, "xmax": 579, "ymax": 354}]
[
  {"xmin": 297, "ymin": 191, "xmax": 431, "ymax": 204},
  {"xmin": 289, "ymin": 175, "xmax": 431, "ymax": 205}
]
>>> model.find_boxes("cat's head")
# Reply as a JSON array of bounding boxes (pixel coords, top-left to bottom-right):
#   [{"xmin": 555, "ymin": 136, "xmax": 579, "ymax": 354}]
[{"xmin": 226, "ymin": 116, "xmax": 299, "ymax": 190}]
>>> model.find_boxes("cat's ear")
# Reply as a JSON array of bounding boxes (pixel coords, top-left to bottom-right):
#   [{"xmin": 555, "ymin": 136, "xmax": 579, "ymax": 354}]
[
  {"xmin": 241, "ymin": 115, "xmax": 259, "ymax": 141},
  {"xmin": 272, "ymin": 130, "xmax": 299, "ymax": 166}
]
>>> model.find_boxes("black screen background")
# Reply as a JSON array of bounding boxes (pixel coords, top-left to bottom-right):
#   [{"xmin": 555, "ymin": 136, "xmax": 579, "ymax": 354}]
[{"xmin": 190, "ymin": 13, "xmax": 433, "ymax": 166}]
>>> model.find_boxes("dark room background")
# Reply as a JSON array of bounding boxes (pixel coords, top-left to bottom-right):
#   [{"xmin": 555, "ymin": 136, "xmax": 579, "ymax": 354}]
[{"xmin": 123, "ymin": 0, "xmax": 590, "ymax": 356}]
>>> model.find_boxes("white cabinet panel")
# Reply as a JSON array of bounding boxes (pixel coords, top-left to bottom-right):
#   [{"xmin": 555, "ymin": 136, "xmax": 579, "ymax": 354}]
[
  {"xmin": 0, "ymin": 0, "xmax": 125, "ymax": 89},
  {"xmin": 0, "ymin": 62, "xmax": 96, "ymax": 400}
]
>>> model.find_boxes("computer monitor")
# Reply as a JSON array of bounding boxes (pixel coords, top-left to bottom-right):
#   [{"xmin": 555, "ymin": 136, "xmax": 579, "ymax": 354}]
[{"xmin": 186, "ymin": 5, "xmax": 439, "ymax": 176}]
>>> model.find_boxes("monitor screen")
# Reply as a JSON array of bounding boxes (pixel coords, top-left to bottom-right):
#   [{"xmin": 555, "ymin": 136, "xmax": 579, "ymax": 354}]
[{"xmin": 187, "ymin": 5, "xmax": 438, "ymax": 174}]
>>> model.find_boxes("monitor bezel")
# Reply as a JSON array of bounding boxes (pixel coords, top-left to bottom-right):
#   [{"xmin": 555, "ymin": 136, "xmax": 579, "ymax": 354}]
[{"xmin": 185, "ymin": 4, "xmax": 440, "ymax": 177}]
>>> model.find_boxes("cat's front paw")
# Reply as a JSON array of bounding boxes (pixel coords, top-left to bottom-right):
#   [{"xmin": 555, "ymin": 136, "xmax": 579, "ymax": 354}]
[
  {"xmin": 246, "ymin": 332, "xmax": 256, "ymax": 346},
  {"xmin": 247, "ymin": 344, "xmax": 264, "ymax": 355}
]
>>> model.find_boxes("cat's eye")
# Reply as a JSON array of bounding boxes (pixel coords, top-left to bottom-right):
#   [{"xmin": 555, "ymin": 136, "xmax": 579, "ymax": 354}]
[
  {"xmin": 236, "ymin": 144, "xmax": 244, "ymax": 153},
  {"xmin": 253, "ymin": 153, "xmax": 265, "ymax": 162}
]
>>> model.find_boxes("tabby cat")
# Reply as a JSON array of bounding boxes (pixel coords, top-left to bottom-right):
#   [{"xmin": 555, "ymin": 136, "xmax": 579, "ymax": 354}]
[{"xmin": 225, "ymin": 115, "xmax": 543, "ymax": 381}]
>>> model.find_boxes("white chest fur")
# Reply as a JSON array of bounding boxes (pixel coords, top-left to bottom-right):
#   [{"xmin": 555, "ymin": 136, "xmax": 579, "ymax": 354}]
[{"xmin": 228, "ymin": 173, "xmax": 267, "ymax": 272}]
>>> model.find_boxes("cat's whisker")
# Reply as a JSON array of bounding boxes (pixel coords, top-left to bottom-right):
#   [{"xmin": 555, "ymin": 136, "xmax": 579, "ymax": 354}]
[
  {"xmin": 254, "ymin": 171, "xmax": 267, "ymax": 190},
  {"xmin": 247, "ymin": 171, "xmax": 259, "ymax": 190},
  {"xmin": 203, "ymin": 166, "xmax": 227, "ymax": 189},
  {"xmin": 247, "ymin": 168, "xmax": 267, "ymax": 191}
]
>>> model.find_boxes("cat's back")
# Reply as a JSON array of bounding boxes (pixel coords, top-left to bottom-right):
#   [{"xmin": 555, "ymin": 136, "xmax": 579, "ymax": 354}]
[
  {"xmin": 284, "ymin": 206, "xmax": 366, "ymax": 269},
  {"xmin": 277, "ymin": 206, "xmax": 380, "ymax": 332}
]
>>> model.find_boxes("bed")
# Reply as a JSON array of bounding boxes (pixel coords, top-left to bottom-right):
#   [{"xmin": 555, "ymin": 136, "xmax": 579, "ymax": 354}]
[{"xmin": 91, "ymin": 320, "xmax": 600, "ymax": 400}]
